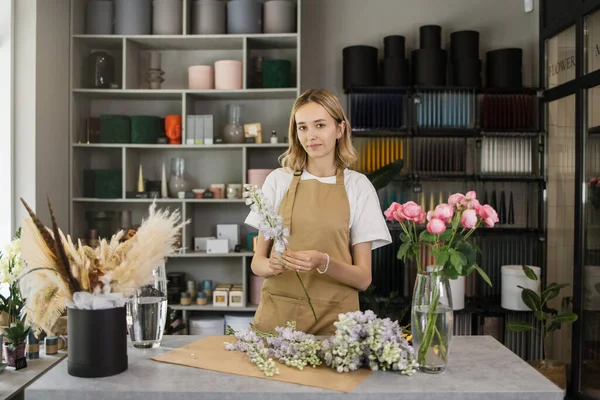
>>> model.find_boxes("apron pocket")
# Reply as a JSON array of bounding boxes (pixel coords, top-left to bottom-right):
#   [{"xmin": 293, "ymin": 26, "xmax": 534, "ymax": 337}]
[{"xmin": 254, "ymin": 292, "xmax": 301, "ymax": 334}]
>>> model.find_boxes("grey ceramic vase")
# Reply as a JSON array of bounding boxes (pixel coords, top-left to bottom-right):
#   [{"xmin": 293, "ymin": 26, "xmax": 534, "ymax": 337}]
[
  {"xmin": 115, "ymin": 0, "xmax": 152, "ymax": 35},
  {"xmin": 263, "ymin": 0, "xmax": 296, "ymax": 33},
  {"xmin": 86, "ymin": 0, "xmax": 114, "ymax": 34},
  {"xmin": 192, "ymin": 0, "xmax": 226, "ymax": 34},
  {"xmin": 153, "ymin": 0, "xmax": 183, "ymax": 35},
  {"xmin": 227, "ymin": 0, "xmax": 262, "ymax": 34}
]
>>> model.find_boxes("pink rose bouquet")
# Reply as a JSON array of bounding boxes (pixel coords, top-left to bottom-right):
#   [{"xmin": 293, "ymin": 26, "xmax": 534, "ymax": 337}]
[
  {"xmin": 384, "ymin": 190, "xmax": 497, "ymax": 282},
  {"xmin": 384, "ymin": 191, "xmax": 498, "ymax": 371}
]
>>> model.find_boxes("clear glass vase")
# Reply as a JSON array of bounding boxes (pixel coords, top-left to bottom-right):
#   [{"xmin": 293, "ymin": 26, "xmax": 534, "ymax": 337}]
[
  {"xmin": 168, "ymin": 157, "xmax": 191, "ymax": 198},
  {"xmin": 411, "ymin": 271, "xmax": 454, "ymax": 373},
  {"xmin": 223, "ymin": 104, "xmax": 245, "ymax": 144},
  {"xmin": 126, "ymin": 263, "xmax": 168, "ymax": 349}
]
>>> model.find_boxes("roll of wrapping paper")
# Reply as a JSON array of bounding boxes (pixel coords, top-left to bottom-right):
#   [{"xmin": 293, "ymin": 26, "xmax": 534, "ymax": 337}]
[
  {"xmin": 481, "ymin": 94, "xmax": 535, "ymax": 130},
  {"xmin": 353, "ymin": 137, "xmax": 404, "ymax": 174},
  {"xmin": 410, "ymin": 137, "xmax": 466, "ymax": 174},
  {"xmin": 416, "ymin": 89, "xmax": 476, "ymax": 129}
]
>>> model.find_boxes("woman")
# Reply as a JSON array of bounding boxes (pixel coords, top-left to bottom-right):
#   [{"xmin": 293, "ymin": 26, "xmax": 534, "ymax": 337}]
[{"xmin": 244, "ymin": 88, "xmax": 392, "ymax": 335}]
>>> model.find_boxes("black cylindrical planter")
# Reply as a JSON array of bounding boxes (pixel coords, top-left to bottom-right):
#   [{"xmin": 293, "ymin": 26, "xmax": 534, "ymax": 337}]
[
  {"xmin": 412, "ymin": 49, "xmax": 447, "ymax": 86},
  {"xmin": 67, "ymin": 306, "xmax": 128, "ymax": 378},
  {"xmin": 453, "ymin": 58, "xmax": 482, "ymax": 87},
  {"xmin": 486, "ymin": 48, "xmax": 523, "ymax": 88},
  {"xmin": 384, "ymin": 35, "xmax": 406, "ymax": 59},
  {"xmin": 343, "ymin": 45, "xmax": 378, "ymax": 89},
  {"xmin": 382, "ymin": 58, "xmax": 409, "ymax": 86},
  {"xmin": 419, "ymin": 25, "xmax": 442, "ymax": 49},
  {"xmin": 450, "ymin": 30, "xmax": 479, "ymax": 61}
]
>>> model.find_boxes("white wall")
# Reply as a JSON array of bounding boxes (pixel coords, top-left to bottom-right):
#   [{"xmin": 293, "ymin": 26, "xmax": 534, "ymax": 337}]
[
  {"xmin": 301, "ymin": 0, "xmax": 540, "ymax": 100},
  {"xmin": 13, "ymin": 0, "xmax": 70, "ymax": 231},
  {"xmin": 0, "ymin": 0, "xmax": 14, "ymax": 245}
]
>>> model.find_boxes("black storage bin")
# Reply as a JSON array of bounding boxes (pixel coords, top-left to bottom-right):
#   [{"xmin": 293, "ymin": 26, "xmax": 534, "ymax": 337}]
[
  {"xmin": 343, "ymin": 45, "xmax": 378, "ymax": 89},
  {"xmin": 67, "ymin": 306, "xmax": 128, "ymax": 378},
  {"xmin": 486, "ymin": 48, "xmax": 523, "ymax": 88}
]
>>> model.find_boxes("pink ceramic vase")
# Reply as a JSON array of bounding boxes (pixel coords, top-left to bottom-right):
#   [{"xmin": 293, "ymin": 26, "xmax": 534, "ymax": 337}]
[
  {"xmin": 214, "ymin": 60, "xmax": 242, "ymax": 90},
  {"xmin": 188, "ymin": 65, "xmax": 214, "ymax": 89}
]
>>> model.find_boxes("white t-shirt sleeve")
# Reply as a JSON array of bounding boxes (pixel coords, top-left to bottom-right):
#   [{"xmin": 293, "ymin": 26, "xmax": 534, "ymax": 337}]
[
  {"xmin": 244, "ymin": 169, "xmax": 282, "ymax": 230},
  {"xmin": 349, "ymin": 174, "xmax": 393, "ymax": 250}
]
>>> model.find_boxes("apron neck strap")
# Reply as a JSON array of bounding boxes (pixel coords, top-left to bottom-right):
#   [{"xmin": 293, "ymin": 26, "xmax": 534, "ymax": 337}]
[
  {"xmin": 282, "ymin": 170, "xmax": 303, "ymax": 232},
  {"xmin": 335, "ymin": 168, "xmax": 344, "ymax": 186}
]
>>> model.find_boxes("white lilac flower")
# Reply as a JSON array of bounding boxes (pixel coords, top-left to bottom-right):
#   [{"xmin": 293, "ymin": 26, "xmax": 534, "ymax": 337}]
[
  {"xmin": 320, "ymin": 310, "xmax": 418, "ymax": 375},
  {"xmin": 243, "ymin": 184, "xmax": 288, "ymax": 255},
  {"xmin": 224, "ymin": 328, "xmax": 280, "ymax": 377},
  {"xmin": 266, "ymin": 322, "xmax": 322, "ymax": 370}
]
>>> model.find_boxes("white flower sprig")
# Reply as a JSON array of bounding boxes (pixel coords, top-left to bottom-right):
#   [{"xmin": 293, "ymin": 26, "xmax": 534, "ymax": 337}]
[
  {"xmin": 243, "ymin": 184, "xmax": 288, "ymax": 254},
  {"xmin": 243, "ymin": 184, "xmax": 317, "ymax": 323}
]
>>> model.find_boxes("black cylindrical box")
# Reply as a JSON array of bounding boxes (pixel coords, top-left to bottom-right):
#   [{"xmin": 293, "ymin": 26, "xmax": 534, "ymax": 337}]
[
  {"xmin": 453, "ymin": 58, "xmax": 482, "ymax": 87},
  {"xmin": 412, "ymin": 49, "xmax": 447, "ymax": 86},
  {"xmin": 419, "ymin": 25, "xmax": 442, "ymax": 49},
  {"xmin": 450, "ymin": 30, "xmax": 479, "ymax": 61},
  {"xmin": 343, "ymin": 45, "xmax": 378, "ymax": 89},
  {"xmin": 382, "ymin": 58, "xmax": 409, "ymax": 86},
  {"xmin": 384, "ymin": 35, "xmax": 406, "ymax": 59},
  {"xmin": 486, "ymin": 48, "xmax": 523, "ymax": 88},
  {"xmin": 67, "ymin": 306, "xmax": 128, "ymax": 378}
]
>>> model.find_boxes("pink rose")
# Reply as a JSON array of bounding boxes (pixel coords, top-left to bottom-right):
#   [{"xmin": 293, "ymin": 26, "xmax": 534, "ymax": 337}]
[
  {"xmin": 427, "ymin": 218, "xmax": 446, "ymax": 235},
  {"xmin": 434, "ymin": 204, "xmax": 454, "ymax": 223},
  {"xmin": 416, "ymin": 212, "xmax": 426, "ymax": 224},
  {"xmin": 466, "ymin": 198, "xmax": 481, "ymax": 211},
  {"xmin": 461, "ymin": 209, "xmax": 478, "ymax": 229},
  {"xmin": 461, "ymin": 190, "xmax": 479, "ymax": 209},
  {"xmin": 448, "ymin": 193, "xmax": 465, "ymax": 208},
  {"xmin": 466, "ymin": 190, "xmax": 477, "ymax": 199},
  {"xmin": 384, "ymin": 202, "xmax": 401, "ymax": 221},
  {"xmin": 427, "ymin": 210, "xmax": 435, "ymax": 222},
  {"xmin": 478, "ymin": 204, "xmax": 499, "ymax": 227},
  {"xmin": 483, "ymin": 217, "xmax": 496, "ymax": 228},
  {"xmin": 402, "ymin": 201, "xmax": 423, "ymax": 222}
]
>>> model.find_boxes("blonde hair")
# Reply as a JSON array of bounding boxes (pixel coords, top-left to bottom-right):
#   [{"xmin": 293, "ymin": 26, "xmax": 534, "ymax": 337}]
[{"xmin": 279, "ymin": 89, "xmax": 358, "ymax": 171}]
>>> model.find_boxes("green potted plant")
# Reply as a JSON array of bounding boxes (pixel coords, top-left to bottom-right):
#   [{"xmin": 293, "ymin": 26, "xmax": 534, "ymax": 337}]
[
  {"xmin": 0, "ymin": 228, "xmax": 26, "ymax": 329},
  {"xmin": 3, "ymin": 321, "xmax": 30, "ymax": 367},
  {"xmin": 506, "ymin": 265, "xmax": 578, "ymax": 391}
]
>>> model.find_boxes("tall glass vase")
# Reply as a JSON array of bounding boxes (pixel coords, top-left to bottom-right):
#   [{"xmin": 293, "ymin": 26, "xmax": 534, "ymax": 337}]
[
  {"xmin": 126, "ymin": 264, "xmax": 168, "ymax": 349},
  {"xmin": 411, "ymin": 271, "xmax": 454, "ymax": 373}
]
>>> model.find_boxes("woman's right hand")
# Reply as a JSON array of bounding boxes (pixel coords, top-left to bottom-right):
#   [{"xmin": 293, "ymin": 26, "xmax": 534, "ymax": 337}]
[{"xmin": 267, "ymin": 255, "xmax": 286, "ymax": 276}]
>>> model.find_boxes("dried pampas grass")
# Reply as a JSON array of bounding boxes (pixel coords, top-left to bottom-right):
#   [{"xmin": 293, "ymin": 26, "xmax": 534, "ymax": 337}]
[{"xmin": 17, "ymin": 198, "xmax": 188, "ymax": 335}]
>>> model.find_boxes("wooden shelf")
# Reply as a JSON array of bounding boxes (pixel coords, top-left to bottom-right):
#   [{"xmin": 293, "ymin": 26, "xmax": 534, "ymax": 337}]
[{"xmin": 72, "ymin": 198, "xmax": 246, "ymax": 204}]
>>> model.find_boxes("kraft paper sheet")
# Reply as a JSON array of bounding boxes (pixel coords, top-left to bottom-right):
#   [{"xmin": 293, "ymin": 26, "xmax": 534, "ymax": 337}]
[{"xmin": 151, "ymin": 335, "xmax": 372, "ymax": 393}]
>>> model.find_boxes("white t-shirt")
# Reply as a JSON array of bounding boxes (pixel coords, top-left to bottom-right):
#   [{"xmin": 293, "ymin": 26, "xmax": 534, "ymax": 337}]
[{"xmin": 244, "ymin": 168, "xmax": 392, "ymax": 250}]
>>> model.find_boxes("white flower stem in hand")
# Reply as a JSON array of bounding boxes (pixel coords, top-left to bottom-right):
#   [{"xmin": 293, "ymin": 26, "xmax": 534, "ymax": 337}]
[{"xmin": 243, "ymin": 184, "xmax": 317, "ymax": 323}]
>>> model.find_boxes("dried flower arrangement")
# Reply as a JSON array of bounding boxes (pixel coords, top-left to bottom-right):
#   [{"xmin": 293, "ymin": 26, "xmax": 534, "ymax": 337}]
[{"xmin": 17, "ymin": 197, "xmax": 187, "ymax": 335}]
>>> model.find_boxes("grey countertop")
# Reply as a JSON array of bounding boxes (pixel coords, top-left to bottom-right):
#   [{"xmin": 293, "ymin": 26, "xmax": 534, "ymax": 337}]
[
  {"xmin": 1, "ymin": 349, "xmax": 66, "ymax": 400},
  {"xmin": 25, "ymin": 335, "xmax": 563, "ymax": 400}
]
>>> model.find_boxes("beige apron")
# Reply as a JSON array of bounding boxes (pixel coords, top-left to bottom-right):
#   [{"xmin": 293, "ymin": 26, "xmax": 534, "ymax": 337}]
[{"xmin": 252, "ymin": 169, "xmax": 360, "ymax": 335}]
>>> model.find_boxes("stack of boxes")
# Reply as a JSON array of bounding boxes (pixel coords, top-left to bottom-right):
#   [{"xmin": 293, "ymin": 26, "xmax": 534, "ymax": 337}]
[{"xmin": 186, "ymin": 115, "xmax": 214, "ymax": 145}]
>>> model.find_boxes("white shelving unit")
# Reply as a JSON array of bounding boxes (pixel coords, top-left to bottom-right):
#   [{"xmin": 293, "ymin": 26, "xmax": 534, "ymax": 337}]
[{"xmin": 69, "ymin": 0, "xmax": 301, "ymax": 329}]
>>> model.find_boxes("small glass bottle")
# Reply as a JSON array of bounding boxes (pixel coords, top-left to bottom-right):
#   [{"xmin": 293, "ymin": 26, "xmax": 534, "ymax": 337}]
[{"xmin": 270, "ymin": 130, "xmax": 278, "ymax": 144}]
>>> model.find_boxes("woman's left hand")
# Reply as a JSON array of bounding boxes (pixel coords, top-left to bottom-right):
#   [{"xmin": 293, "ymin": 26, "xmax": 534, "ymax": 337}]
[{"xmin": 281, "ymin": 250, "xmax": 326, "ymax": 272}]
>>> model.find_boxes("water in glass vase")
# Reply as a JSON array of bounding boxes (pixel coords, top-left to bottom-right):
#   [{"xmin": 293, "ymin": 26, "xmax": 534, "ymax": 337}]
[
  {"xmin": 412, "ymin": 304, "xmax": 453, "ymax": 373},
  {"xmin": 127, "ymin": 296, "xmax": 167, "ymax": 349}
]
